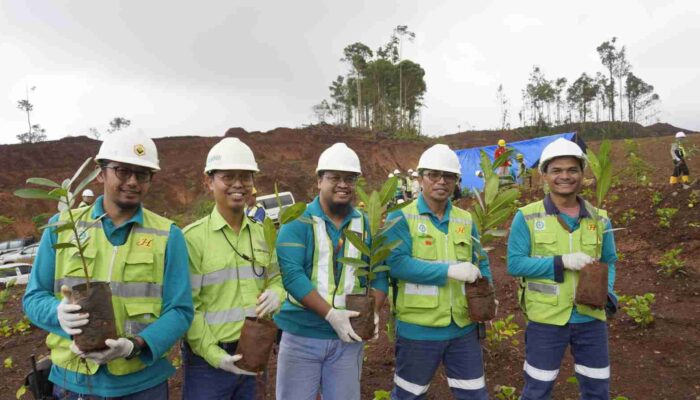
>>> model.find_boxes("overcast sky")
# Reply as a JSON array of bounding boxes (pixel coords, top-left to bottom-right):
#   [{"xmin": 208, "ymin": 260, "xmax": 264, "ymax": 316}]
[{"xmin": 1, "ymin": 0, "xmax": 698, "ymax": 144}]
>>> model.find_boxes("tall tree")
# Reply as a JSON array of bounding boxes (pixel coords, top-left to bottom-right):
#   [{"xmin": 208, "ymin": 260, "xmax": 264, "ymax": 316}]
[
  {"xmin": 328, "ymin": 75, "xmax": 350, "ymax": 125},
  {"xmin": 312, "ymin": 100, "xmax": 332, "ymax": 123},
  {"xmin": 567, "ymin": 73, "xmax": 598, "ymax": 123},
  {"xmin": 613, "ymin": 46, "xmax": 632, "ymax": 121},
  {"xmin": 553, "ymin": 78, "xmax": 567, "ymax": 124},
  {"xmin": 107, "ymin": 117, "xmax": 131, "ymax": 133},
  {"xmin": 496, "ymin": 84, "xmax": 510, "ymax": 129},
  {"xmin": 16, "ymin": 86, "xmax": 47, "ymax": 143},
  {"xmin": 625, "ymin": 72, "xmax": 659, "ymax": 123},
  {"xmin": 342, "ymin": 43, "xmax": 373, "ymax": 127},
  {"xmin": 596, "ymin": 37, "xmax": 618, "ymax": 121}
]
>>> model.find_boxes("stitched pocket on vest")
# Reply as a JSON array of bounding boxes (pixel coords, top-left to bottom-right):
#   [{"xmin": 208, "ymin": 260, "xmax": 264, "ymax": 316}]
[
  {"xmin": 123, "ymin": 253, "xmax": 155, "ymax": 282},
  {"xmin": 413, "ymin": 235, "xmax": 437, "ymax": 260},
  {"xmin": 453, "ymin": 237, "xmax": 471, "ymax": 261}
]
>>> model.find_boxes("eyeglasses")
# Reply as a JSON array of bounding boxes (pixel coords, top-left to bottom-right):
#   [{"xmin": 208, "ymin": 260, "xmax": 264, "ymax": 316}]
[
  {"xmin": 422, "ymin": 171, "xmax": 458, "ymax": 183},
  {"xmin": 213, "ymin": 171, "xmax": 254, "ymax": 186},
  {"xmin": 323, "ymin": 174, "xmax": 359, "ymax": 186},
  {"xmin": 103, "ymin": 166, "xmax": 153, "ymax": 183}
]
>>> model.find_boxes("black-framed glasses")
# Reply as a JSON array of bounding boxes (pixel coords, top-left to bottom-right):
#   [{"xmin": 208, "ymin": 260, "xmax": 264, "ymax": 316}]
[
  {"xmin": 323, "ymin": 173, "xmax": 359, "ymax": 186},
  {"xmin": 103, "ymin": 166, "xmax": 153, "ymax": 183},
  {"xmin": 213, "ymin": 171, "xmax": 254, "ymax": 186},
  {"xmin": 422, "ymin": 170, "xmax": 458, "ymax": 183}
]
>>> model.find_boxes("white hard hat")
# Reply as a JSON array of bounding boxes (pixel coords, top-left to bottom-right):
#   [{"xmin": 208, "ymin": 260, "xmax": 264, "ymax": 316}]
[
  {"xmin": 316, "ymin": 143, "xmax": 362, "ymax": 174},
  {"xmin": 539, "ymin": 138, "xmax": 587, "ymax": 173},
  {"xmin": 676, "ymin": 131, "xmax": 686, "ymax": 139},
  {"xmin": 388, "ymin": 173, "xmax": 394, "ymax": 178},
  {"xmin": 475, "ymin": 170, "xmax": 483, "ymax": 178},
  {"xmin": 408, "ymin": 168, "xmax": 414, "ymax": 173},
  {"xmin": 397, "ymin": 199, "xmax": 405, "ymax": 204},
  {"xmin": 412, "ymin": 171, "xmax": 418, "ymax": 177},
  {"xmin": 96, "ymin": 130, "xmax": 160, "ymax": 171},
  {"xmin": 417, "ymin": 144, "xmax": 461, "ymax": 175},
  {"xmin": 205, "ymin": 137, "xmax": 259, "ymax": 173},
  {"xmin": 82, "ymin": 189, "xmax": 94, "ymax": 197},
  {"xmin": 393, "ymin": 169, "xmax": 400, "ymax": 175}
]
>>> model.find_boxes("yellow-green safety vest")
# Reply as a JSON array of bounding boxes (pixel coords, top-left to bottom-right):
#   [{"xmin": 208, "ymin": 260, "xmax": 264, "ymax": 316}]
[
  {"xmin": 183, "ymin": 211, "xmax": 280, "ymax": 357},
  {"xmin": 518, "ymin": 200, "xmax": 608, "ymax": 325},
  {"xmin": 395, "ymin": 201, "xmax": 474, "ymax": 328},
  {"xmin": 289, "ymin": 213, "xmax": 365, "ymax": 309},
  {"xmin": 47, "ymin": 206, "xmax": 172, "ymax": 376}
]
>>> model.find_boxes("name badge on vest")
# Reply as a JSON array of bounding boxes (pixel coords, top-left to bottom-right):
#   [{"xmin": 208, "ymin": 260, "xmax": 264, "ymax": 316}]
[
  {"xmin": 418, "ymin": 223, "xmax": 427, "ymax": 234},
  {"xmin": 534, "ymin": 220, "xmax": 546, "ymax": 231}
]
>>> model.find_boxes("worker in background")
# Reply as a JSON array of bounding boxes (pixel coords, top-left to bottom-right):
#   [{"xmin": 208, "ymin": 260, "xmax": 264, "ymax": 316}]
[
  {"xmin": 78, "ymin": 188, "xmax": 95, "ymax": 207},
  {"xmin": 389, "ymin": 172, "xmax": 404, "ymax": 204},
  {"xmin": 494, "ymin": 139, "xmax": 510, "ymax": 177},
  {"xmin": 245, "ymin": 187, "xmax": 266, "ymax": 222},
  {"xmin": 182, "ymin": 138, "xmax": 284, "ymax": 399},
  {"xmin": 275, "ymin": 143, "xmax": 388, "ymax": 400},
  {"xmin": 385, "ymin": 144, "xmax": 492, "ymax": 399},
  {"xmin": 670, "ymin": 131, "xmax": 691, "ymax": 189},
  {"xmin": 23, "ymin": 130, "xmax": 194, "ymax": 399},
  {"xmin": 411, "ymin": 171, "xmax": 420, "ymax": 199},
  {"xmin": 405, "ymin": 169, "xmax": 415, "ymax": 200},
  {"xmin": 514, "ymin": 154, "xmax": 529, "ymax": 186},
  {"xmin": 507, "ymin": 138, "xmax": 618, "ymax": 399}
]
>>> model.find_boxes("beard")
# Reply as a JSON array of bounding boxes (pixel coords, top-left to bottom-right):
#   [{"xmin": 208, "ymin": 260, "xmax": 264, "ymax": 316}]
[
  {"xmin": 328, "ymin": 200, "xmax": 352, "ymax": 216},
  {"xmin": 114, "ymin": 199, "xmax": 141, "ymax": 211}
]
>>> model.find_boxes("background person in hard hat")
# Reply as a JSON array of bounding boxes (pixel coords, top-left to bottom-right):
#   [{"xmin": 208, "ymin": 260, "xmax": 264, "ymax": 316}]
[
  {"xmin": 384, "ymin": 143, "xmax": 492, "ymax": 399},
  {"xmin": 78, "ymin": 188, "xmax": 95, "ymax": 207},
  {"xmin": 404, "ymin": 169, "xmax": 415, "ymax": 200},
  {"xmin": 23, "ymin": 130, "xmax": 194, "ymax": 399},
  {"xmin": 245, "ymin": 187, "xmax": 266, "ymax": 223},
  {"xmin": 411, "ymin": 171, "xmax": 420, "ymax": 199},
  {"xmin": 494, "ymin": 139, "xmax": 511, "ymax": 177},
  {"xmin": 670, "ymin": 131, "xmax": 691, "ymax": 189},
  {"xmin": 514, "ymin": 154, "xmax": 529, "ymax": 186},
  {"xmin": 181, "ymin": 138, "xmax": 284, "ymax": 399},
  {"xmin": 506, "ymin": 138, "xmax": 618, "ymax": 399},
  {"xmin": 274, "ymin": 143, "xmax": 388, "ymax": 400}
]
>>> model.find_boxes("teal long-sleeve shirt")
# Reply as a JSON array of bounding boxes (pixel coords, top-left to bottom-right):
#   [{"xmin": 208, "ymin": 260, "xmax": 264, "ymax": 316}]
[
  {"xmin": 507, "ymin": 197, "xmax": 618, "ymax": 324},
  {"xmin": 385, "ymin": 195, "xmax": 492, "ymax": 341},
  {"xmin": 23, "ymin": 196, "xmax": 193, "ymax": 397},
  {"xmin": 274, "ymin": 196, "xmax": 388, "ymax": 339}
]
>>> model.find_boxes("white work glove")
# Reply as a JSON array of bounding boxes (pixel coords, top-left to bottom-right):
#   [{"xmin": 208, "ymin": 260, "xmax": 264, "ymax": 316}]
[
  {"xmin": 57, "ymin": 285, "xmax": 88, "ymax": 336},
  {"xmin": 447, "ymin": 262, "xmax": 482, "ymax": 283},
  {"xmin": 325, "ymin": 308, "xmax": 361, "ymax": 343},
  {"xmin": 371, "ymin": 312, "xmax": 380, "ymax": 341},
  {"xmin": 71, "ymin": 338, "xmax": 134, "ymax": 365},
  {"xmin": 256, "ymin": 290, "xmax": 281, "ymax": 318},
  {"xmin": 562, "ymin": 252, "xmax": 595, "ymax": 271},
  {"xmin": 218, "ymin": 354, "xmax": 257, "ymax": 376}
]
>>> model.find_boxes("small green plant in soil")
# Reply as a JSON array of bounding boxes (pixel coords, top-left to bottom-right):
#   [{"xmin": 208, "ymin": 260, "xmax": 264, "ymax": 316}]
[
  {"xmin": 0, "ymin": 279, "xmax": 17, "ymax": 311},
  {"xmin": 688, "ymin": 190, "xmax": 698, "ymax": 209},
  {"xmin": 16, "ymin": 384, "xmax": 28, "ymax": 399},
  {"xmin": 4, "ymin": 356, "xmax": 13, "ymax": 369},
  {"xmin": 373, "ymin": 389, "xmax": 391, "ymax": 400},
  {"xmin": 657, "ymin": 248, "xmax": 685, "ymax": 277},
  {"xmin": 618, "ymin": 293, "xmax": 655, "ymax": 328},
  {"xmin": 651, "ymin": 191, "xmax": 663, "ymax": 207},
  {"xmin": 493, "ymin": 385, "xmax": 518, "ymax": 400},
  {"xmin": 656, "ymin": 208, "xmax": 678, "ymax": 228},
  {"xmin": 618, "ymin": 209, "xmax": 637, "ymax": 226},
  {"xmin": 486, "ymin": 314, "xmax": 521, "ymax": 350}
]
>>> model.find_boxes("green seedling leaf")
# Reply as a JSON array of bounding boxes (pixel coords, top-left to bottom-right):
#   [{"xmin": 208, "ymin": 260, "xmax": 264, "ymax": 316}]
[
  {"xmin": 26, "ymin": 177, "xmax": 61, "ymax": 188},
  {"xmin": 280, "ymin": 202, "xmax": 307, "ymax": 225},
  {"xmin": 49, "ymin": 187, "xmax": 69, "ymax": 198},
  {"xmin": 4, "ymin": 357, "xmax": 13, "ymax": 369},
  {"xmin": 370, "ymin": 248, "xmax": 392, "ymax": 266},
  {"xmin": 73, "ymin": 168, "xmax": 101, "ymax": 198},
  {"xmin": 69, "ymin": 158, "xmax": 94, "ymax": 187},
  {"xmin": 14, "ymin": 188, "xmax": 59, "ymax": 201},
  {"xmin": 337, "ymin": 257, "xmax": 369, "ymax": 268},
  {"xmin": 370, "ymin": 234, "xmax": 387, "ymax": 251},
  {"xmin": 484, "ymin": 175, "xmax": 500, "ymax": 205},
  {"xmin": 379, "ymin": 176, "xmax": 399, "ymax": 206},
  {"xmin": 53, "ymin": 243, "xmax": 77, "ymax": 250},
  {"xmin": 39, "ymin": 220, "xmax": 70, "ymax": 231},
  {"xmin": 372, "ymin": 265, "xmax": 390, "ymax": 273},
  {"xmin": 377, "ymin": 216, "xmax": 401, "ymax": 237},
  {"xmin": 367, "ymin": 191, "xmax": 382, "ymax": 236},
  {"xmin": 355, "ymin": 185, "xmax": 370, "ymax": 206},
  {"xmin": 263, "ymin": 217, "xmax": 277, "ymax": 252},
  {"xmin": 344, "ymin": 230, "xmax": 370, "ymax": 256},
  {"xmin": 16, "ymin": 384, "xmax": 27, "ymax": 399},
  {"xmin": 353, "ymin": 269, "xmax": 369, "ymax": 277},
  {"xmin": 386, "ymin": 199, "xmax": 412, "ymax": 213}
]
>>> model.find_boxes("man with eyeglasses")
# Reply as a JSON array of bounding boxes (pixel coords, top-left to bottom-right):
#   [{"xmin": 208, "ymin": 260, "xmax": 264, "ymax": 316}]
[
  {"xmin": 274, "ymin": 142, "xmax": 388, "ymax": 400},
  {"xmin": 385, "ymin": 144, "xmax": 492, "ymax": 400},
  {"xmin": 181, "ymin": 137, "xmax": 284, "ymax": 399},
  {"xmin": 23, "ymin": 130, "xmax": 194, "ymax": 399},
  {"xmin": 507, "ymin": 138, "xmax": 618, "ymax": 399}
]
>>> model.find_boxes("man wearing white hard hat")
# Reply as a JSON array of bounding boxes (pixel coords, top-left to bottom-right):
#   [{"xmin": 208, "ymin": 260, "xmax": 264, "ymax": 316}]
[
  {"xmin": 670, "ymin": 131, "xmax": 691, "ymax": 189},
  {"xmin": 181, "ymin": 137, "xmax": 284, "ymax": 399},
  {"xmin": 275, "ymin": 143, "xmax": 388, "ymax": 400},
  {"xmin": 78, "ymin": 188, "xmax": 95, "ymax": 207},
  {"xmin": 507, "ymin": 138, "xmax": 618, "ymax": 399},
  {"xmin": 384, "ymin": 144, "xmax": 492, "ymax": 399},
  {"xmin": 23, "ymin": 130, "xmax": 194, "ymax": 398},
  {"xmin": 410, "ymin": 170, "xmax": 420, "ymax": 199}
]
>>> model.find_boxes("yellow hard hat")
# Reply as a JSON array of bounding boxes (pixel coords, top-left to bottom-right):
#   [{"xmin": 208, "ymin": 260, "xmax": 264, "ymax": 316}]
[
  {"xmin": 498, "ymin": 139, "xmax": 506, "ymax": 147},
  {"xmin": 516, "ymin": 154, "xmax": 524, "ymax": 160},
  {"xmin": 251, "ymin": 187, "xmax": 258, "ymax": 195},
  {"xmin": 357, "ymin": 201, "xmax": 366, "ymax": 208}
]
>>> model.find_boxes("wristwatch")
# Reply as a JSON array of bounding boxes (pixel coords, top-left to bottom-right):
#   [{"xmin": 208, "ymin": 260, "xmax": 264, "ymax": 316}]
[{"xmin": 126, "ymin": 336, "xmax": 145, "ymax": 360}]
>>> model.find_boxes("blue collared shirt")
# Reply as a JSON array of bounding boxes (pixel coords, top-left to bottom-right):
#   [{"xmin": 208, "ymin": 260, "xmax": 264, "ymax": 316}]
[
  {"xmin": 385, "ymin": 194, "xmax": 492, "ymax": 341},
  {"xmin": 23, "ymin": 196, "xmax": 193, "ymax": 397},
  {"xmin": 507, "ymin": 194, "xmax": 618, "ymax": 323},
  {"xmin": 274, "ymin": 197, "xmax": 388, "ymax": 339}
]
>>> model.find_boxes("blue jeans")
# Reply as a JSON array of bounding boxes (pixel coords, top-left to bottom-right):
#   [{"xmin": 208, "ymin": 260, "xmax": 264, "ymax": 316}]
[
  {"xmin": 275, "ymin": 331, "xmax": 364, "ymax": 400},
  {"xmin": 52, "ymin": 381, "xmax": 168, "ymax": 400},
  {"xmin": 181, "ymin": 343, "xmax": 255, "ymax": 400},
  {"xmin": 522, "ymin": 320, "xmax": 609, "ymax": 400},
  {"xmin": 392, "ymin": 329, "xmax": 488, "ymax": 400}
]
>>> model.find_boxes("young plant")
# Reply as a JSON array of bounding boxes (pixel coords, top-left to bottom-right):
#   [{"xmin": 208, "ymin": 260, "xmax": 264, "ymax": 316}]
[
  {"xmin": 485, "ymin": 314, "xmax": 521, "ymax": 351},
  {"xmin": 618, "ymin": 209, "xmax": 636, "ymax": 226},
  {"xmin": 651, "ymin": 191, "xmax": 663, "ymax": 207},
  {"xmin": 656, "ymin": 208, "xmax": 678, "ymax": 228},
  {"xmin": 618, "ymin": 293, "xmax": 655, "ymax": 328},
  {"xmin": 0, "ymin": 279, "xmax": 16, "ymax": 312},
  {"xmin": 373, "ymin": 390, "xmax": 391, "ymax": 400},
  {"xmin": 4, "ymin": 356, "xmax": 13, "ymax": 369},
  {"xmin": 14, "ymin": 158, "xmax": 100, "ymax": 289},
  {"xmin": 688, "ymin": 190, "xmax": 698, "ymax": 209},
  {"xmin": 657, "ymin": 248, "xmax": 685, "ymax": 277},
  {"xmin": 586, "ymin": 140, "xmax": 614, "ymax": 259},
  {"xmin": 493, "ymin": 385, "xmax": 518, "ymax": 400}
]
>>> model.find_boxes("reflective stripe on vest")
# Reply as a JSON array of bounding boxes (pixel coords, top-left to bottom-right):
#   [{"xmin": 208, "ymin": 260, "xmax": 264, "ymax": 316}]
[
  {"xmin": 290, "ymin": 213, "xmax": 364, "ymax": 309},
  {"xmin": 47, "ymin": 207, "xmax": 172, "ymax": 376},
  {"xmin": 394, "ymin": 201, "xmax": 473, "ymax": 328},
  {"xmin": 518, "ymin": 200, "xmax": 607, "ymax": 325}
]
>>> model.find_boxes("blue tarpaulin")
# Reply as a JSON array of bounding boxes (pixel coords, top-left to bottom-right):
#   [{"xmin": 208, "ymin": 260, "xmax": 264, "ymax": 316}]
[{"xmin": 455, "ymin": 132, "xmax": 583, "ymax": 190}]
